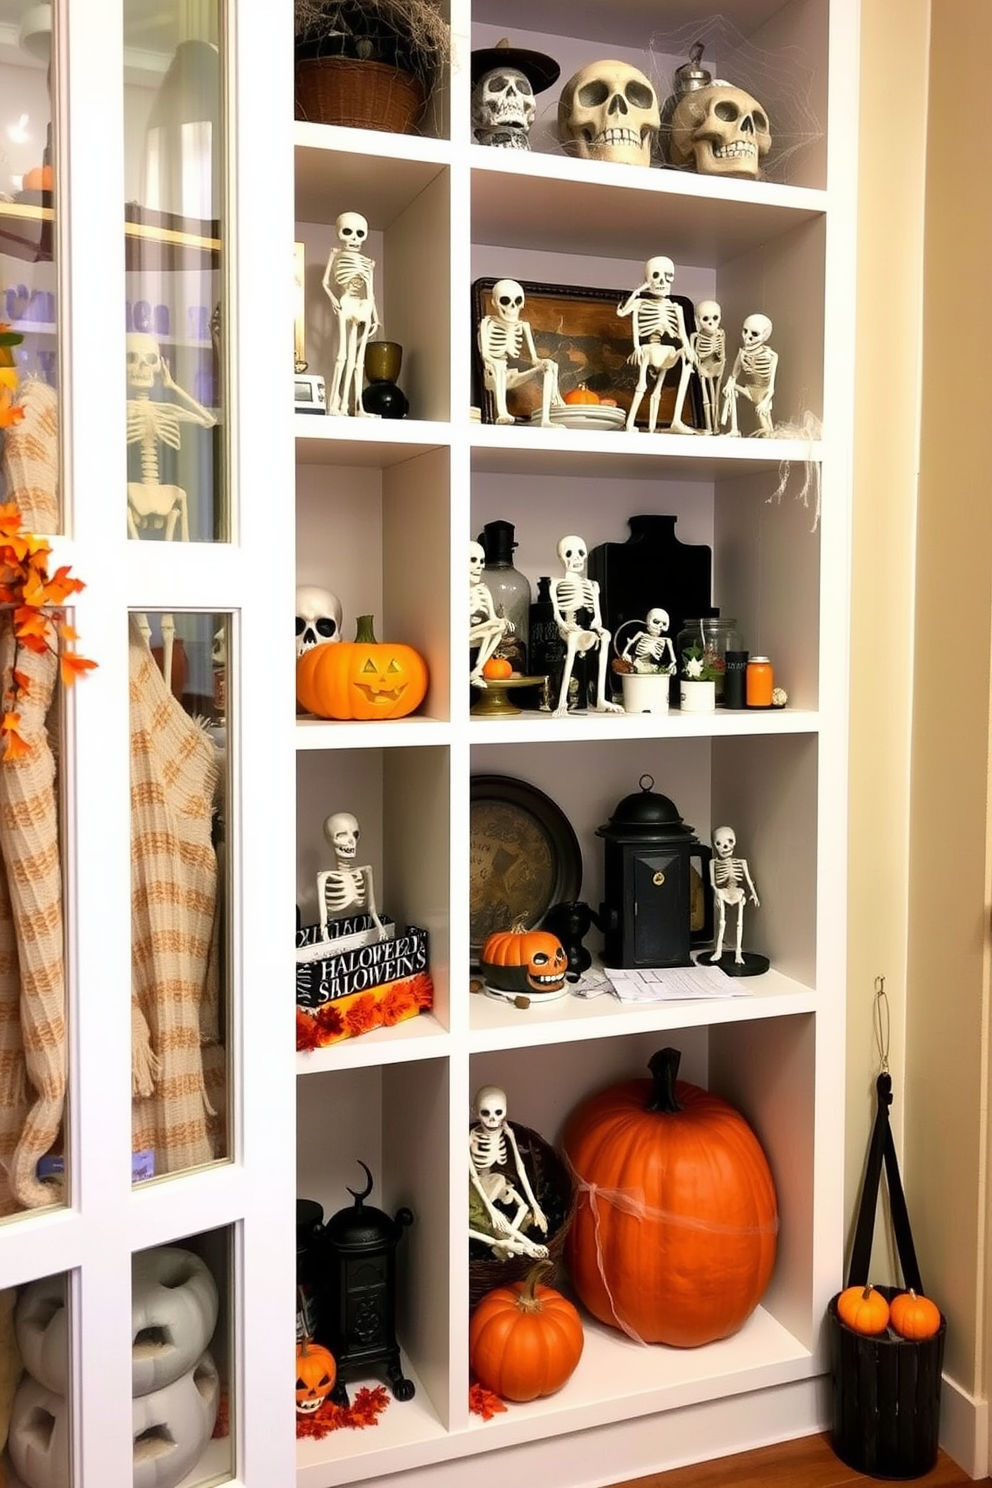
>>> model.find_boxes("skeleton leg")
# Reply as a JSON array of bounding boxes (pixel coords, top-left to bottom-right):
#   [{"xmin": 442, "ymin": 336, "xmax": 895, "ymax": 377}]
[
  {"xmin": 487, "ymin": 361, "xmax": 513, "ymax": 424},
  {"xmin": 328, "ymin": 309, "xmax": 352, "ymax": 415},
  {"xmin": 625, "ymin": 360, "xmax": 652, "ymax": 431},
  {"xmin": 712, "ymin": 895, "xmax": 727, "ymax": 960},
  {"xmin": 669, "ymin": 358, "xmax": 696, "ymax": 435},
  {"xmin": 700, "ymin": 374, "xmax": 719, "ymax": 433},
  {"xmin": 591, "ymin": 629, "xmax": 623, "ymax": 714},
  {"xmin": 734, "ymin": 899, "xmax": 746, "ymax": 963},
  {"xmin": 553, "ymin": 631, "xmax": 583, "ymax": 718},
  {"xmin": 468, "ymin": 1227, "xmax": 549, "ymax": 1260},
  {"xmin": 159, "ymin": 614, "xmax": 176, "ymax": 688},
  {"xmin": 539, "ymin": 361, "xmax": 561, "ymax": 427},
  {"xmin": 352, "ymin": 317, "xmax": 375, "ymax": 418},
  {"xmin": 470, "ymin": 619, "xmax": 506, "ymax": 686}
]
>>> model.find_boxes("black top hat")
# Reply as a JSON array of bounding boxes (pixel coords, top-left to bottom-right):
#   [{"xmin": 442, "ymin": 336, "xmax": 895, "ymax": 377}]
[{"xmin": 470, "ymin": 37, "xmax": 560, "ymax": 94}]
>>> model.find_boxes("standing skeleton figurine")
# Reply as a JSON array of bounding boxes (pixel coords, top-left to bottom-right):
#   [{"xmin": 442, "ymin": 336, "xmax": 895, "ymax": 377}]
[
  {"xmin": 126, "ymin": 331, "xmax": 217, "ymax": 681},
  {"xmin": 721, "ymin": 314, "xmax": 778, "ymax": 437},
  {"xmin": 468, "ymin": 541, "xmax": 511, "ymax": 687},
  {"xmin": 468, "ymin": 1086, "xmax": 549, "ymax": 1260},
  {"xmin": 692, "ymin": 300, "xmax": 727, "ymax": 434},
  {"xmin": 477, "ymin": 279, "xmax": 563, "ymax": 426},
  {"xmin": 708, "ymin": 825, "xmax": 760, "ymax": 964},
  {"xmin": 550, "ymin": 535, "xmax": 623, "ymax": 718},
  {"xmin": 322, "ymin": 211, "xmax": 380, "ymax": 417},
  {"xmin": 316, "ymin": 812, "xmax": 387, "ymax": 941},
  {"xmin": 617, "ymin": 257, "xmax": 697, "ymax": 434}
]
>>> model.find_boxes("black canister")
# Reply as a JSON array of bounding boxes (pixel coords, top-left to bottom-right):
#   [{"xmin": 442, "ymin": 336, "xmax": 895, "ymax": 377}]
[
  {"xmin": 296, "ymin": 1197, "xmax": 325, "ymax": 1342},
  {"xmin": 723, "ymin": 650, "xmax": 749, "ymax": 709}
]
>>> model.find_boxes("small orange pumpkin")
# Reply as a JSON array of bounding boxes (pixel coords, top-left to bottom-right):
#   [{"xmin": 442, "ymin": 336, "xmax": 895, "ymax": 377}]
[
  {"xmin": 295, "ymin": 1337, "xmax": 337, "ymax": 1414},
  {"xmin": 889, "ymin": 1289, "xmax": 941, "ymax": 1341},
  {"xmin": 836, "ymin": 1283, "xmax": 890, "ymax": 1336},
  {"xmin": 22, "ymin": 164, "xmax": 53, "ymax": 193},
  {"xmin": 296, "ymin": 614, "xmax": 428, "ymax": 721},
  {"xmin": 470, "ymin": 1260, "xmax": 584, "ymax": 1402},
  {"xmin": 482, "ymin": 656, "xmax": 512, "ymax": 680},
  {"xmin": 481, "ymin": 926, "xmax": 567, "ymax": 997},
  {"xmin": 563, "ymin": 384, "xmax": 601, "ymax": 406}
]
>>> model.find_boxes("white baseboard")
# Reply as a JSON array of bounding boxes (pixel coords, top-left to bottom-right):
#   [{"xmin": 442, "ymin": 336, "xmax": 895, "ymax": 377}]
[{"xmin": 940, "ymin": 1372, "xmax": 989, "ymax": 1479}]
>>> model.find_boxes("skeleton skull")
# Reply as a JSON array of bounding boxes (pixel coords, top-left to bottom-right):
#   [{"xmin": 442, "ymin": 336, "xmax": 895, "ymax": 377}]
[
  {"xmin": 490, "ymin": 279, "xmax": 524, "ymax": 323},
  {"xmin": 325, "ymin": 812, "xmax": 359, "ymax": 862},
  {"xmin": 469, "ymin": 541, "xmax": 486, "ymax": 583},
  {"xmin": 475, "ymin": 1086, "xmax": 507, "ymax": 1129},
  {"xmin": 645, "ymin": 256, "xmax": 675, "ymax": 296},
  {"xmin": 557, "ymin": 534, "xmax": 587, "ymax": 573},
  {"xmin": 646, "ymin": 608, "xmax": 670, "ymax": 635},
  {"xmin": 335, "ymin": 210, "xmax": 368, "ymax": 246},
  {"xmin": 668, "ymin": 82, "xmax": 771, "ymax": 180},
  {"xmin": 126, "ymin": 332, "xmax": 162, "ymax": 391},
  {"xmin": 295, "ymin": 585, "xmax": 343, "ymax": 657},
  {"xmin": 713, "ymin": 825, "xmax": 736, "ymax": 858},
  {"xmin": 558, "ymin": 59, "xmax": 660, "ymax": 167},
  {"xmin": 696, "ymin": 299, "xmax": 722, "ymax": 333},
  {"xmin": 742, "ymin": 313, "xmax": 772, "ymax": 346},
  {"xmin": 472, "ymin": 66, "xmax": 536, "ymax": 146}
]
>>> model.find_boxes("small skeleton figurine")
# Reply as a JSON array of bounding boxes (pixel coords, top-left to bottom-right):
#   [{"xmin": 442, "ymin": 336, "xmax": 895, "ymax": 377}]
[
  {"xmin": 721, "ymin": 313, "xmax": 778, "ymax": 437},
  {"xmin": 621, "ymin": 608, "xmax": 676, "ymax": 673},
  {"xmin": 617, "ymin": 257, "xmax": 697, "ymax": 434},
  {"xmin": 477, "ymin": 279, "xmax": 564, "ymax": 427},
  {"xmin": 692, "ymin": 300, "xmax": 726, "ymax": 434},
  {"xmin": 468, "ymin": 1086, "xmax": 549, "ymax": 1260},
  {"xmin": 322, "ymin": 211, "xmax": 380, "ymax": 418},
  {"xmin": 708, "ymin": 825, "xmax": 760, "ymax": 964},
  {"xmin": 469, "ymin": 541, "xmax": 512, "ymax": 687},
  {"xmin": 550, "ymin": 535, "xmax": 623, "ymax": 718},
  {"xmin": 316, "ymin": 812, "xmax": 387, "ymax": 941}
]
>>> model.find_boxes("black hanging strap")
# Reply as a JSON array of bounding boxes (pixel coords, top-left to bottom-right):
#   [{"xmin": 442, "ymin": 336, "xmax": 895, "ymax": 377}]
[{"xmin": 847, "ymin": 1072, "xmax": 923, "ymax": 1294}]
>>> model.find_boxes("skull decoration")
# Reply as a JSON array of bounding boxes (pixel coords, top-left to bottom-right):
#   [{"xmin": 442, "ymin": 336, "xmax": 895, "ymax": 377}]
[
  {"xmin": 126, "ymin": 331, "xmax": 163, "ymax": 390},
  {"xmin": 668, "ymin": 82, "xmax": 771, "ymax": 180},
  {"xmin": 472, "ymin": 67, "xmax": 536, "ymax": 148},
  {"xmin": 558, "ymin": 60, "xmax": 660, "ymax": 167},
  {"xmin": 295, "ymin": 585, "xmax": 343, "ymax": 657}
]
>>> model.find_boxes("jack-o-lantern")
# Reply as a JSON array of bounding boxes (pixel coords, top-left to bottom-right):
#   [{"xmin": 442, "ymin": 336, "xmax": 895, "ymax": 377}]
[
  {"xmin": 295, "ymin": 1336, "xmax": 337, "ymax": 1413},
  {"xmin": 296, "ymin": 614, "xmax": 428, "ymax": 721},
  {"xmin": 131, "ymin": 1246, "xmax": 219, "ymax": 1397},
  {"xmin": 132, "ymin": 1353, "xmax": 219, "ymax": 1488},
  {"xmin": 481, "ymin": 926, "xmax": 568, "ymax": 998},
  {"xmin": 14, "ymin": 1272, "xmax": 68, "ymax": 1396},
  {"xmin": 8, "ymin": 1375, "xmax": 70, "ymax": 1488}
]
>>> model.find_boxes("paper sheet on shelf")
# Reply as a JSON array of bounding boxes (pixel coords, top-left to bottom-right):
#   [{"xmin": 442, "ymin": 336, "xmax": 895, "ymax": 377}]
[{"xmin": 605, "ymin": 963, "xmax": 751, "ymax": 1002}]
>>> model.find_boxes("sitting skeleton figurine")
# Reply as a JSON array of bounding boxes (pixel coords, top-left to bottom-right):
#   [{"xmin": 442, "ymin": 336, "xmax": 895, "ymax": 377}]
[
  {"xmin": 478, "ymin": 279, "xmax": 564, "ymax": 426},
  {"xmin": 692, "ymin": 300, "xmax": 727, "ymax": 434},
  {"xmin": 468, "ymin": 1086, "xmax": 549, "ymax": 1260},
  {"xmin": 621, "ymin": 608, "xmax": 677, "ymax": 673},
  {"xmin": 721, "ymin": 313, "xmax": 778, "ymax": 437},
  {"xmin": 316, "ymin": 811, "xmax": 387, "ymax": 941},
  {"xmin": 550, "ymin": 534, "xmax": 623, "ymax": 718},
  {"xmin": 617, "ymin": 256, "xmax": 697, "ymax": 434},
  {"xmin": 468, "ymin": 540, "xmax": 511, "ymax": 687},
  {"xmin": 708, "ymin": 825, "xmax": 760, "ymax": 964},
  {"xmin": 322, "ymin": 211, "xmax": 380, "ymax": 418}
]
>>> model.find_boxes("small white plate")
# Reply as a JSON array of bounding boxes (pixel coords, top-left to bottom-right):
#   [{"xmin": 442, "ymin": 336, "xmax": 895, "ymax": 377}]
[{"xmin": 529, "ymin": 405, "xmax": 626, "ymax": 431}]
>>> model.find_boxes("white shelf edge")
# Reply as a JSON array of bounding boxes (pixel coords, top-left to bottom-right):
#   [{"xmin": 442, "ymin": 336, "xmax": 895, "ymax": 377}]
[
  {"xmin": 295, "ymin": 717, "xmax": 451, "ymax": 750},
  {"xmin": 468, "ymin": 709, "xmax": 819, "ymax": 746},
  {"xmin": 293, "ymin": 118, "xmax": 451, "ymax": 167},
  {"xmin": 296, "ymin": 1014, "xmax": 450, "ymax": 1075}
]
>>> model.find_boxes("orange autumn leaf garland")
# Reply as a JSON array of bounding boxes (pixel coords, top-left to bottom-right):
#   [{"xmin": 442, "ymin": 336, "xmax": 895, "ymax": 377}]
[{"xmin": 0, "ymin": 498, "xmax": 96, "ymax": 758}]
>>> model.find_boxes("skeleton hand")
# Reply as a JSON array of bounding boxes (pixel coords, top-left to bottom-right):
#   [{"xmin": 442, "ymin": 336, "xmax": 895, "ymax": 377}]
[
  {"xmin": 755, "ymin": 394, "xmax": 772, "ymax": 416},
  {"xmin": 488, "ymin": 1208, "xmax": 514, "ymax": 1235},
  {"xmin": 530, "ymin": 1203, "xmax": 548, "ymax": 1235},
  {"xmin": 750, "ymin": 891, "xmax": 760, "ymax": 907},
  {"xmin": 159, "ymin": 358, "xmax": 175, "ymax": 390}
]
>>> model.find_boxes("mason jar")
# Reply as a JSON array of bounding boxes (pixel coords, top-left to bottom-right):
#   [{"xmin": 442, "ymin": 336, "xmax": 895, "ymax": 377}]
[{"xmin": 676, "ymin": 617, "xmax": 742, "ymax": 705}]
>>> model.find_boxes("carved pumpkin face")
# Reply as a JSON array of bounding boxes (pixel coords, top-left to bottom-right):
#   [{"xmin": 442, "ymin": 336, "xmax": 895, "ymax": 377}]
[
  {"xmin": 295, "ymin": 615, "xmax": 429, "ymax": 721},
  {"xmin": 481, "ymin": 928, "xmax": 568, "ymax": 995},
  {"xmin": 295, "ymin": 1338, "xmax": 337, "ymax": 1413}
]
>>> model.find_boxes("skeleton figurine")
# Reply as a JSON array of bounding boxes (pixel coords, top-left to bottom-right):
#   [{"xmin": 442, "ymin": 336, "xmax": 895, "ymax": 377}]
[
  {"xmin": 617, "ymin": 258, "xmax": 697, "ymax": 434},
  {"xmin": 692, "ymin": 300, "xmax": 726, "ymax": 434},
  {"xmin": 471, "ymin": 41, "xmax": 560, "ymax": 151},
  {"xmin": 126, "ymin": 331, "xmax": 217, "ymax": 681},
  {"xmin": 477, "ymin": 279, "xmax": 564, "ymax": 427},
  {"xmin": 296, "ymin": 585, "xmax": 343, "ymax": 657},
  {"xmin": 621, "ymin": 608, "xmax": 676, "ymax": 673},
  {"xmin": 468, "ymin": 1086, "xmax": 549, "ymax": 1261},
  {"xmin": 316, "ymin": 812, "xmax": 387, "ymax": 941},
  {"xmin": 721, "ymin": 314, "xmax": 778, "ymax": 437},
  {"xmin": 469, "ymin": 541, "xmax": 511, "ymax": 687},
  {"xmin": 708, "ymin": 825, "xmax": 760, "ymax": 964},
  {"xmin": 322, "ymin": 211, "xmax": 379, "ymax": 418},
  {"xmin": 550, "ymin": 535, "xmax": 623, "ymax": 718}
]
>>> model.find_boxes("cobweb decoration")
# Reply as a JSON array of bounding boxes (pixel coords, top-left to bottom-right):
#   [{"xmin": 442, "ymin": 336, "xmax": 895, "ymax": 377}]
[
  {"xmin": 768, "ymin": 410, "xmax": 823, "ymax": 530},
  {"xmin": 647, "ymin": 15, "xmax": 823, "ymax": 186}
]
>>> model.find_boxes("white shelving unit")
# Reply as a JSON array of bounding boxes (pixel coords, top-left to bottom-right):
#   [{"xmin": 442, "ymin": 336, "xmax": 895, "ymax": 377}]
[{"xmin": 292, "ymin": 1, "xmax": 857, "ymax": 1486}]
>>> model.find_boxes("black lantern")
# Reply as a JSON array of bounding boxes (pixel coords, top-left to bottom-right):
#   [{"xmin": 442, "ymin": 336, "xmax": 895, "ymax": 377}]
[
  {"xmin": 596, "ymin": 775, "xmax": 713, "ymax": 968},
  {"xmin": 321, "ymin": 1160, "xmax": 415, "ymax": 1404}
]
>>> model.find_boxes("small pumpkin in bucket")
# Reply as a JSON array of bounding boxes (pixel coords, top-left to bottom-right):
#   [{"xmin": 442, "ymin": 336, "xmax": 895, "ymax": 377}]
[
  {"xmin": 890, "ymin": 1289, "xmax": 941, "ymax": 1341},
  {"xmin": 836, "ymin": 1283, "xmax": 890, "ymax": 1336}
]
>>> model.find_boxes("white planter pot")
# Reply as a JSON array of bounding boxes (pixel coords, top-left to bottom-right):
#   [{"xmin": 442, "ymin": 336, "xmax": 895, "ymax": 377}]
[
  {"xmin": 679, "ymin": 679, "xmax": 716, "ymax": 713},
  {"xmin": 620, "ymin": 672, "xmax": 670, "ymax": 714}
]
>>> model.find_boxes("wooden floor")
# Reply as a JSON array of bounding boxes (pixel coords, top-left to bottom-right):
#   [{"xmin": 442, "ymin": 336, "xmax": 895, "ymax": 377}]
[{"xmin": 609, "ymin": 1432, "xmax": 989, "ymax": 1487}]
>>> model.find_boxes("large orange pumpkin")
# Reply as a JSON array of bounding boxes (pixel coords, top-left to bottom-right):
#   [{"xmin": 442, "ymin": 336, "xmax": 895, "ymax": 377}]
[
  {"xmin": 470, "ymin": 1261, "xmax": 584, "ymax": 1401},
  {"xmin": 480, "ymin": 926, "xmax": 567, "ymax": 997},
  {"xmin": 296, "ymin": 614, "xmax": 428, "ymax": 720},
  {"xmin": 562, "ymin": 1047, "xmax": 778, "ymax": 1348}
]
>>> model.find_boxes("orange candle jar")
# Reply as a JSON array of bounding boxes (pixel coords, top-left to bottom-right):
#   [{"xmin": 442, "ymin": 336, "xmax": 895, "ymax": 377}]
[{"xmin": 746, "ymin": 657, "xmax": 774, "ymax": 708}]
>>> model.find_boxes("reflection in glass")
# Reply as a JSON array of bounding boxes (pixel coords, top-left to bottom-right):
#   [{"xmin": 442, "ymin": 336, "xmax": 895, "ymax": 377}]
[
  {"xmin": 132, "ymin": 1229, "xmax": 232, "ymax": 1488},
  {"xmin": 124, "ymin": 0, "xmax": 225, "ymax": 543},
  {"xmin": 130, "ymin": 613, "xmax": 230, "ymax": 1177},
  {"xmin": 7, "ymin": 1270, "xmax": 71, "ymax": 1485}
]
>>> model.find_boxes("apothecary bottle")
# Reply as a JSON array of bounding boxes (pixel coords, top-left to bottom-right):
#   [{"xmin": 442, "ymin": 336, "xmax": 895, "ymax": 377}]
[
  {"xmin": 676, "ymin": 616, "xmax": 742, "ymax": 705},
  {"xmin": 478, "ymin": 518, "xmax": 530, "ymax": 673}
]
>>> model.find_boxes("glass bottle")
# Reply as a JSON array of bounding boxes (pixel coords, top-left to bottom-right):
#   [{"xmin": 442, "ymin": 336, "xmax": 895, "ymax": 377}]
[
  {"xmin": 676, "ymin": 616, "xmax": 742, "ymax": 705},
  {"xmin": 527, "ymin": 575, "xmax": 568, "ymax": 710},
  {"xmin": 478, "ymin": 519, "xmax": 530, "ymax": 673}
]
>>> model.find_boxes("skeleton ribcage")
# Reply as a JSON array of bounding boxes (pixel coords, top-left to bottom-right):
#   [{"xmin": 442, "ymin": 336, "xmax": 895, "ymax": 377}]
[
  {"xmin": 126, "ymin": 402, "xmax": 183, "ymax": 452},
  {"xmin": 482, "ymin": 321, "xmax": 523, "ymax": 358},
  {"xmin": 741, "ymin": 346, "xmax": 773, "ymax": 379},
  {"xmin": 333, "ymin": 250, "xmax": 372, "ymax": 291},
  {"xmin": 637, "ymin": 302, "xmax": 681, "ymax": 340},
  {"xmin": 714, "ymin": 860, "xmax": 744, "ymax": 887}
]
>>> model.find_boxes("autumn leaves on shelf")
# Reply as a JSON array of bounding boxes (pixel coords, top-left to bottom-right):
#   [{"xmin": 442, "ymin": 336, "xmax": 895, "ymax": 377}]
[{"xmin": 0, "ymin": 500, "xmax": 96, "ymax": 759}]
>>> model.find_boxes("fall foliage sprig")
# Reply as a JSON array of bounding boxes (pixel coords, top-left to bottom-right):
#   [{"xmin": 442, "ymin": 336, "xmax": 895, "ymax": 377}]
[
  {"xmin": 0, "ymin": 324, "xmax": 25, "ymax": 430},
  {"xmin": 0, "ymin": 500, "xmax": 96, "ymax": 759}
]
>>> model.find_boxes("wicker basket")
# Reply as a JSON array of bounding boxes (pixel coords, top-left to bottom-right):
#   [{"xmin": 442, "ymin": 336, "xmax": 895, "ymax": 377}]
[
  {"xmin": 468, "ymin": 1121, "xmax": 577, "ymax": 1311},
  {"xmin": 295, "ymin": 57, "xmax": 425, "ymax": 134}
]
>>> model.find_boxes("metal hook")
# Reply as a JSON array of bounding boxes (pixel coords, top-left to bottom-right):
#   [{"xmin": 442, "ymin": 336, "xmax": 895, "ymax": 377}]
[{"xmin": 872, "ymin": 974, "xmax": 890, "ymax": 1073}]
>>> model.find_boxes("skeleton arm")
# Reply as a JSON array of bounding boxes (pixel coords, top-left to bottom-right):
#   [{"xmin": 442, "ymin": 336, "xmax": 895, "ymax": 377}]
[
  {"xmin": 742, "ymin": 859, "xmax": 760, "ymax": 906},
  {"xmin": 617, "ymin": 283, "xmax": 651, "ymax": 319},
  {"xmin": 503, "ymin": 1124, "xmax": 547, "ymax": 1232},
  {"xmin": 468, "ymin": 1156, "xmax": 515, "ymax": 1234},
  {"xmin": 160, "ymin": 362, "xmax": 217, "ymax": 426},
  {"xmin": 754, "ymin": 349, "xmax": 778, "ymax": 414},
  {"xmin": 360, "ymin": 865, "xmax": 387, "ymax": 939}
]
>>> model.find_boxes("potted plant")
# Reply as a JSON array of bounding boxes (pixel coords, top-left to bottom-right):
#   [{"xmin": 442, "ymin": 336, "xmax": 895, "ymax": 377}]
[
  {"xmin": 678, "ymin": 644, "xmax": 720, "ymax": 712},
  {"xmin": 294, "ymin": 0, "xmax": 450, "ymax": 135}
]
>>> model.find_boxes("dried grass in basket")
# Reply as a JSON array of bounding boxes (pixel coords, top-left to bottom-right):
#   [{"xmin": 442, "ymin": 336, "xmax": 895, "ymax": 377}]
[
  {"xmin": 295, "ymin": 57, "xmax": 425, "ymax": 134},
  {"xmin": 469, "ymin": 1121, "xmax": 577, "ymax": 1311}
]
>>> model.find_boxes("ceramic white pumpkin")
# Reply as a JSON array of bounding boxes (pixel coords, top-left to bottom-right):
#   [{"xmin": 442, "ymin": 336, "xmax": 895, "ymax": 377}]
[
  {"xmin": 14, "ymin": 1271, "xmax": 68, "ymax": 1395},
  {"xmin": 8, "ymin": 1374, "xmax": 71, "ymax": 1488},
  {"xmin": 132, "ymin": 1246, "xmax": 219, "ymax": 1397},
  {"xmin": 133, "ymin": 1351, "xmax": 219, "ymax": 1488}
]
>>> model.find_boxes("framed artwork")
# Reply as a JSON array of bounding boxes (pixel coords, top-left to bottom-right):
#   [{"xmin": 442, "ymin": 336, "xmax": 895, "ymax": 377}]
[
  {"xmin": 471, "ymin": 277, "xmax": 705, "ymax": 431},
  {"xmin": 469, "ymin": 774, "xmax": 583, "ymax": 964}
]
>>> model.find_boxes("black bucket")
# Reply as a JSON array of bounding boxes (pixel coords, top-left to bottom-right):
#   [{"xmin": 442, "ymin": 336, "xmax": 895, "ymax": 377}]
[{"xmin": 828, "ymin": 1286, "xmax": 946, "ymax": 1480}]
